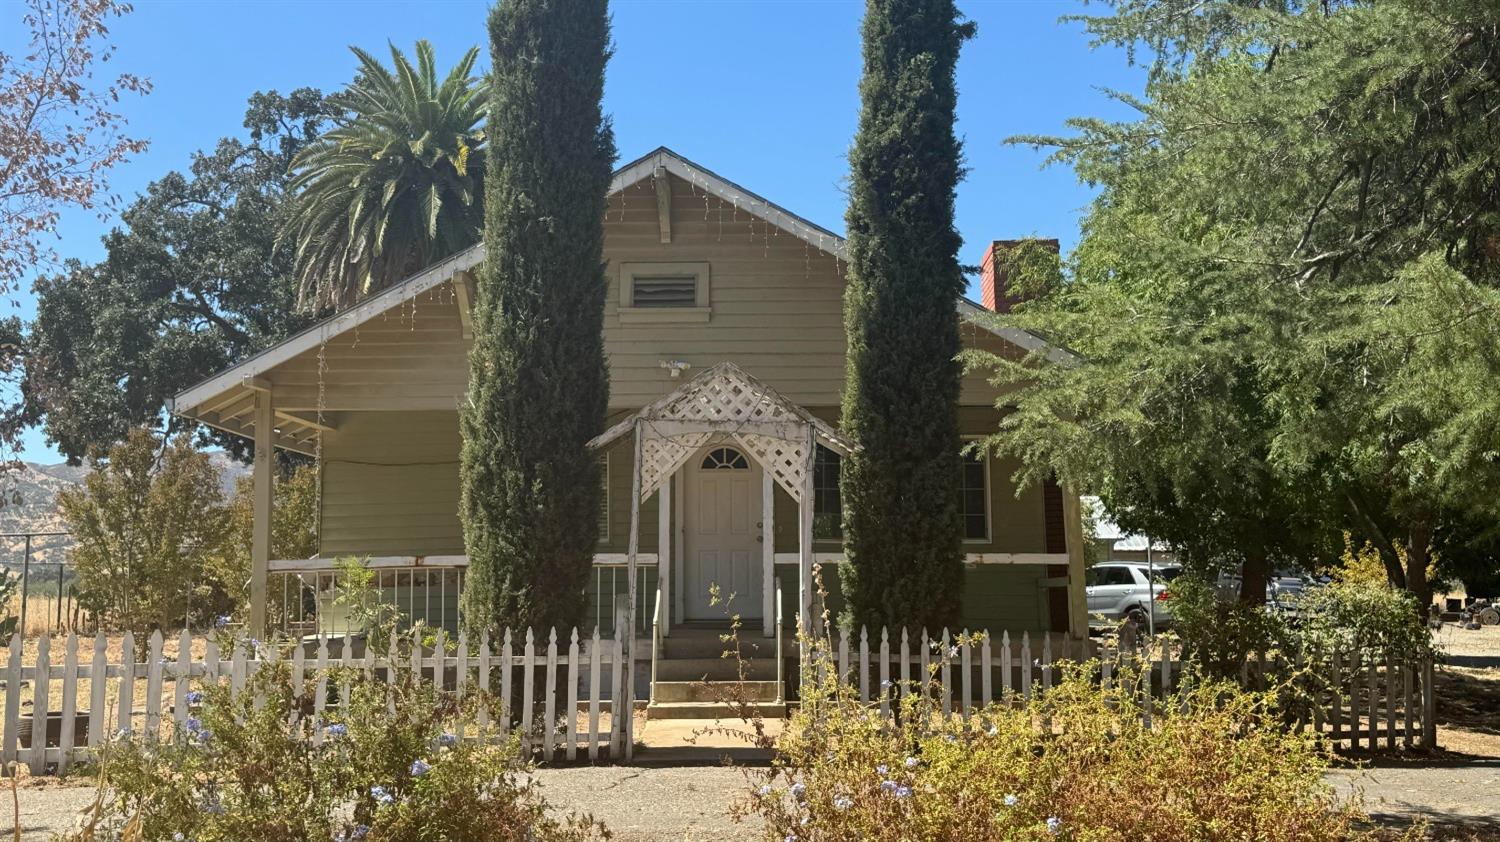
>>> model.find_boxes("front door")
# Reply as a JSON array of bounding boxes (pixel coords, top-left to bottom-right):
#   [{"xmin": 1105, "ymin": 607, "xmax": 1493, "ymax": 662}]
[{"xmin": 683, "ymin": 445, "xmax": 764, "ymax": 621}]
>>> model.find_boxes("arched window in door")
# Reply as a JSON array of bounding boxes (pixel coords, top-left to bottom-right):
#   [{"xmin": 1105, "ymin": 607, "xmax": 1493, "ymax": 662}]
[{"xmin": 700, "ymin": 447, "xmax": 750, "ymax": 470}]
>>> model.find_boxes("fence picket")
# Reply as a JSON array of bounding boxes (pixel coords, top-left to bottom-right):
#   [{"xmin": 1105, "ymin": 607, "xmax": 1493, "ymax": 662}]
[
  {"xmin": 1384, "ymin": 650, "xmax": 1396, "ymax": 751},
  {"xmin": 117, "ymin": 632, "xmax": 135, "ymax": 737},
  {"xmin": 544, "ymin": 628, "xmax": 558, "ymax": 761},
  {"xmin": 567, "ymin": 628, "xmax": 580, "ymax": 761},
  {"xmin": 174, "ymin": 630, "xmax": 191, "ymax": 731},
  {"xmin": 313, "ymin": 636, "xmax": 329, "ymax": 746},
  {"xmin": 878, "ymin": 628, "xmax": 891, "ymax": 717},
  {"xmin": 588, "ymin": 627, "xmax": 601, "ymax": 761},
  {"xmin": 960, "ymin": 632, "xmax": 972, "ymax": 717},
  {"xmin": 1366, "ymin": 653, "xmax": 1377, "ymax": 752},
  {"xmin": 1020, "ymin": 632, "xmax": 1032, "ymax": 702},
  {"xmin": 3, "ymin": 635, "xmax": 20, "ymax": 768},
  {"xmin": 1330, "ymin": 650, "xmax": 1343, "ymax": 747},
  {"xmin": 939, "ymin": 629, "xmax": 952, "ymax": 718},
  {"xmin": 1402, "ymin": 657, "xmax": 1414, "ymax": 751},
  {"xmin": 456, "ymin": 633, "xmax": 469, "ymax": 699},
  {"xmin": 58, "ymin": 633, "xmax": 79, "ymax": 773},
  {"xmin": 611, "ymin": 624, "xmax": 624, "ymax": 758},
  {"xmin": 858, "ymin": 627, "xmax": 869, "ymax": 704},
  {"xmin": 980, "ymin": 635, "xmax": 992, "ymax": 707},
  {"xmin": 87, "ymin": 633, "xmax": 107, "ymax": 750},
  {"xmin": 144, "ymin": 631, "xmax": 164, "ymax": 738},
  {"xmin": 31, "ymin": 633, "xmax": 51, "ymax": 774},
  {"xmin": 899, "ymin": 629, "xmax": 911, "ymax": 699},
  {"xmin": 478, "ymin": 633, "xmax": 492, "ymax": 735},
  {"xmin": 1041, "ymin": 634, "xmax": 1053, "ymax": 692},
  {"xmin": 1000, "ymin": 631, "xmax": 1012, "ymax": 700},
  {"xmin": 500, "ymin": 630, "xmax": 514, "ymax": 736},
  {"xmin": 521, "ymin": 629, "xmax": 535, "ymax": 756}
]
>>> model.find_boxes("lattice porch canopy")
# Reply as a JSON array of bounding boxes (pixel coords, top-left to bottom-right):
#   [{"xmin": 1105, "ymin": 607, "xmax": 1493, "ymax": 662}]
[{"xmin": 588, "ymin": 362, "xmax": 855, "ymax": 503}]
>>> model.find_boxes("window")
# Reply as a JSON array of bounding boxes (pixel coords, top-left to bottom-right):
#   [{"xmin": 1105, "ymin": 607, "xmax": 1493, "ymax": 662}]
[
  {"xmin": 959, "ymin": 447, "xmax": 989, "ymax": 541},
  {"xmin": 701, "ymin": 447, "xmax": 749, "ymax": 470},
  {"xmin": 1088, "ymin": 566, "xmax": 1135, "ymax": 587},
  {"xmin": 619, "ymin": 262, "xmax": 710, "ymax": 322},
  {"xmin": 813, "ymin": 445, "xmax": 842, "ymax": 540}
]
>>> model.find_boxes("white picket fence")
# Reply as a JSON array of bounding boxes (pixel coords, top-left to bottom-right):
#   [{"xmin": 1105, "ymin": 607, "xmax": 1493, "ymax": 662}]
[
  {"xmin": 1, "ymin": 624, "xmax": 631, "ymax": 776},
  {"xmin": 822, "ymin": 626, "xmax": 1438, "ymax": 752}
]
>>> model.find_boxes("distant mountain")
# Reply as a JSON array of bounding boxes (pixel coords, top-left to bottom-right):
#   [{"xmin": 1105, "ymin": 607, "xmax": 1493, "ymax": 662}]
[{"xmin": 0, "ymin": 455, "xmax": 251, "ymax": 567}]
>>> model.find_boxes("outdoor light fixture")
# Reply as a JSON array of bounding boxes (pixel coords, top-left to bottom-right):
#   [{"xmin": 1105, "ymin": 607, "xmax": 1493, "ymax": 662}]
[{"xmin": 659, "ymin": 359, "xmax": 692, "ymax": 378}]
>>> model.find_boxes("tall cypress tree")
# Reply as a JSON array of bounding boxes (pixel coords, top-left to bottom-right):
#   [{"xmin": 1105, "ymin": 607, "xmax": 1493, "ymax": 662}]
[
  {"xmin": 460, "ymin": 0, "xmax": 615, "ymax": 633},
  {"xmin": 840, "ymin": 0, "xmax": 973, "ymax": 631}
]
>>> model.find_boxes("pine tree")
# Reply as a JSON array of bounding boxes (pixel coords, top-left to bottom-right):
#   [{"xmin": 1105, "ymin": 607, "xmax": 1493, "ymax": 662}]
[
  {"xmin": 840, "ymin": 0, "xmax": 973, "ymax": 631},
  {"xmin": 460, "ymin": 0, "xmax": 614, "ymax": 633}
]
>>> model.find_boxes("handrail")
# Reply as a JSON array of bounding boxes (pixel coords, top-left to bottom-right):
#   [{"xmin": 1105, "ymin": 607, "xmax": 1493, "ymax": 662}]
[
  {"xmin": 649, "ymin": 585, "xmax": 664, "ymax": 703},
  {"xmin": 774, "ymin": 577, "xmax": 784, "ymax": 704}
]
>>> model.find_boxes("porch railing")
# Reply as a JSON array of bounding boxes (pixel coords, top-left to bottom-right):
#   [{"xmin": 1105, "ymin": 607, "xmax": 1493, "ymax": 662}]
[{"xmin": 268, "ymin": 559, "xmax": 654, "ymax": 639}]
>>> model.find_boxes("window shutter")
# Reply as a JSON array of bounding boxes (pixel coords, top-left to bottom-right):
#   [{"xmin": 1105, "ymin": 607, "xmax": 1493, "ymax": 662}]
[
  {"xmin": 597, "ymin": 456, "xmax": 609, "ymax": 539},
  {"xmin": 630, "ymin": 276, "xmax": 697, "ymax": 308}
]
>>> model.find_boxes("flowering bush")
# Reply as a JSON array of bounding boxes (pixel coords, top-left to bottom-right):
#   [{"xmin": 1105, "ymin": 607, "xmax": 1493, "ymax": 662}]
[
  {"xmin": 740, "ymin": 637, "xmax": 1419, "ymax": 842},
  {"xmin": 63, "ymin": 653, "xmax": 606, "ymax": 842}
]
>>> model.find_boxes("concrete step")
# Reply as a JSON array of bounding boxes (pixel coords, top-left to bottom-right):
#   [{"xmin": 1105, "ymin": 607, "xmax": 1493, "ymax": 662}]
[
  {"xmin": 661, "ymin": 632, "xmax": 778, "ymax": 660},
  {"xmin": 652, "ymin": 680, "xmax": 781, "ymax": 703},
  {"xmin": 653, "ymin": 657, "xmax": 778, "ymax": 682},
  {"xmin": 645, "ymin": 700, "xmax": 786, "ymax": 720}
]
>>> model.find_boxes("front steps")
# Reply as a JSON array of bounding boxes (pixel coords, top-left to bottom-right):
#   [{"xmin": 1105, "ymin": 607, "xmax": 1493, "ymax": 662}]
[{"xmin": 647, "ymin": 626, "xmax": 787, "ymax": 720}]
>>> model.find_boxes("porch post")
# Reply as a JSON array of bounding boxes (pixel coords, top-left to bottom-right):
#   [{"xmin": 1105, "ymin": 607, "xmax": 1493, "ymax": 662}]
[
  {"xmin": 657, "ymin": 473, "xmax": 671, "ymax": 637},
  {"xmin": 250, "ymin": 387, "xmax": 274, "ymax": 638},
  {"xmin": 799, "ymin": 427, "xmax": 815, "ymax": 645},
  {"xmin": 762, "ymin": 469, "xmax": 775, "ymax": 638},
  {"xmin": 1061, "ymin": 487, "xmax": 1088, "ymax": 640},
  {"xmin": 624, "ymin": 420, "xmax": 644, "ymax": 760}
]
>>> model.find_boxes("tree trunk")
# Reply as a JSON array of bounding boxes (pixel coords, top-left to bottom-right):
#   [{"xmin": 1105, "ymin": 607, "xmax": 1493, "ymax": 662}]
[
  {"xmin": 1238, "ymin": 545, "xmax": 1269, "ymax": 606},
  {"xmin": 1405, "ymin": 521, "xmax": 1435, "ymax": 623}
]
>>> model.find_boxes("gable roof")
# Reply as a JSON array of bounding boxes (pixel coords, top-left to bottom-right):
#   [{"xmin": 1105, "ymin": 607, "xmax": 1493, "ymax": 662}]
[{"xmin": 170, "ymin": 146, "xmax": 1065, "ymax": 444}]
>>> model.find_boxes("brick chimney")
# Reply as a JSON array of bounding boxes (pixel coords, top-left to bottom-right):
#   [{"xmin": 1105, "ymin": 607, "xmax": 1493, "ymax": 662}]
[{"xmin": 980, "ymin": 238, "xmax": 1060, "ymax": 312}]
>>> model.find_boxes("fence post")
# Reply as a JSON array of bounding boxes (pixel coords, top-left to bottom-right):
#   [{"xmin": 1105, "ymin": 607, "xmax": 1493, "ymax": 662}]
[
  {"xmin": 4, "ymin": 634, "xmax": 22, "ymax": 771},
  {"xmin": 1421, "ymin": 655, "xmax": 1437, "ymax": 749}
]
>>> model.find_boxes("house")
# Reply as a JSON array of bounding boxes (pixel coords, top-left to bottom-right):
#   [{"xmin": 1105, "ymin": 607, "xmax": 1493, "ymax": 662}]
[{"xmin": 169, "ymin": 148, "xmax": 1088, "ymax": 701}]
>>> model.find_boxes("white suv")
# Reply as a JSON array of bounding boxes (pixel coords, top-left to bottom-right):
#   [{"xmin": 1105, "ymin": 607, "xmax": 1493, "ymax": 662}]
[{"xmin": 1085, "ymin": 561, "xmax": 1180, "ymax": 630}]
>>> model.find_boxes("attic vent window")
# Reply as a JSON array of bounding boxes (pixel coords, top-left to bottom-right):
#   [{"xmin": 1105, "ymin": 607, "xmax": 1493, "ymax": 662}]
[
  {"xmin": 631, "ymin": 276, "xmax": 697, "ymax": 308},
  {"xmin": 619, "ymin": 262, "xmax": 711, "ymax": 323}
]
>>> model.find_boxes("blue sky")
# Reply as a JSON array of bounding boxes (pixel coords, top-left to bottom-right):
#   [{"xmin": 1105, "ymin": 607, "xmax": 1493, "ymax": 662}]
[{"xmin": 4, "ymin": 0, "xmax": 1143, "ymax": 462}]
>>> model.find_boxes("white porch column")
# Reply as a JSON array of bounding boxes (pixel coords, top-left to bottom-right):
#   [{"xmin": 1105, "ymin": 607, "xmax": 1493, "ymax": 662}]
[
  {"xmin": 762, "ymin": 469, "xmax": 775, "ymax": 638},
  {"xmin": 799, "ymin": 427, "xmax": 815, "ymax": 646},
  {"xmin": 250, "ymin": 387, "xmax": 274, "ymax": 638},
  {"xmin": 623, "ymin": 421, "xmax": 644, "ymax": 760},
  {"xmin": 658, "ymin": 474, "xmax": 671, "ymax": 637}
]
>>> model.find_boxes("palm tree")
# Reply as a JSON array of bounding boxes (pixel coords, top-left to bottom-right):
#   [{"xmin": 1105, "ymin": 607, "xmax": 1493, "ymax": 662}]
[{"xmin": 284, "ymin": 41, "xmax": 487, "ymax": 310}]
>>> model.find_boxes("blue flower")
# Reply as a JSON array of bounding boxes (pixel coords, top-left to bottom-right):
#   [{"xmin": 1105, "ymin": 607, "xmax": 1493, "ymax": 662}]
[
  {"xmin": 201, "ymin": 795, "xmax": 224, "ymax": 815},
  {"xmin": 324, "ymin": 723, "xmax": 347, "ymax": 738},
  {"xmin": 1003, "ymin": 794, "xmax": 1018, "ymax": 807},
  {"xmin": 790, "ymin": 782, "xmax": 805, "ymax": 798},
  {"xmin": 904, "ymin": 756, "xmax": 919, "ymax": 769},
  {"xmin": 184, "ymin": 718, "xmax": 211, "ymax": 742},
  {"xmin": 1047, "ymin": 816, "xmax": 1062, "ymax": 834},
  {"xmin": 987, "ymin": 724, "xmax": 999, "ymax": 737},
  {"xmin": 833, "ymin": 795, "xmax": 853, "ymax": 811},
  {"xmin": 409, "ymin": 759, "xmax": 430, "ymax": 777},
  {"xmin": 757, "ymin": 784, "xmax": 773, "ymax": 797},
  {"xmin": 371, "ymin": 785, "xmax": 394, "ymax": 806},
  {"xmin": 437, "ymin": 732, "xmax": 458, "ymax": 748},
  {"xmin": 880, "ymin": 679, "xmax": 893, "ymax": 689},
  {"xmin": 185, "ymin": 690, "xmax": 203, "ymax": 705},
  {"xmin": 350, "ymin": 827, "xmax": 369, "ymax": 841},
  {"xmin": 880, "ymin": 780, "xmax": 898, "ymax": 793},
  {"xmin": 895, "ymin": 785, "xmax": 912, "ymax": 799},
  {"xmin": 784, "ymin": 834, "xmax": 798, "ymax": 842},
  {"xmin": 214, "ymin": 615, "xmax": 230, "ymax": 629},
  {"xmin": 875, "ymin": 764, "xmax": 888, "ymax": 775}
]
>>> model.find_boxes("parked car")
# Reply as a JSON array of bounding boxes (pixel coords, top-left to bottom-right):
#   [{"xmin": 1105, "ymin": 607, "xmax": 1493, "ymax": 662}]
[{"xmin": 1085, "ymin": 561, "xmax": 1180, "ymax": 630}]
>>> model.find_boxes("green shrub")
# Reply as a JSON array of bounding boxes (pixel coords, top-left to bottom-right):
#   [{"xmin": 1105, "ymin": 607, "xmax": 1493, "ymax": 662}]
[
  {"xmin": 741, "ymin": 638, "xmax": 1414, "ymax": 842},
  {"xmin": 1286, "ymin": 580, "xmax": 1432, "ymax": 661},
  {"xmin": 65, "ymin": 649, "xmax": 605, "ymax": 842},
  {"xmin": 1167, "ymin": 572, "xmax": 1286, "ymax": 678}
]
